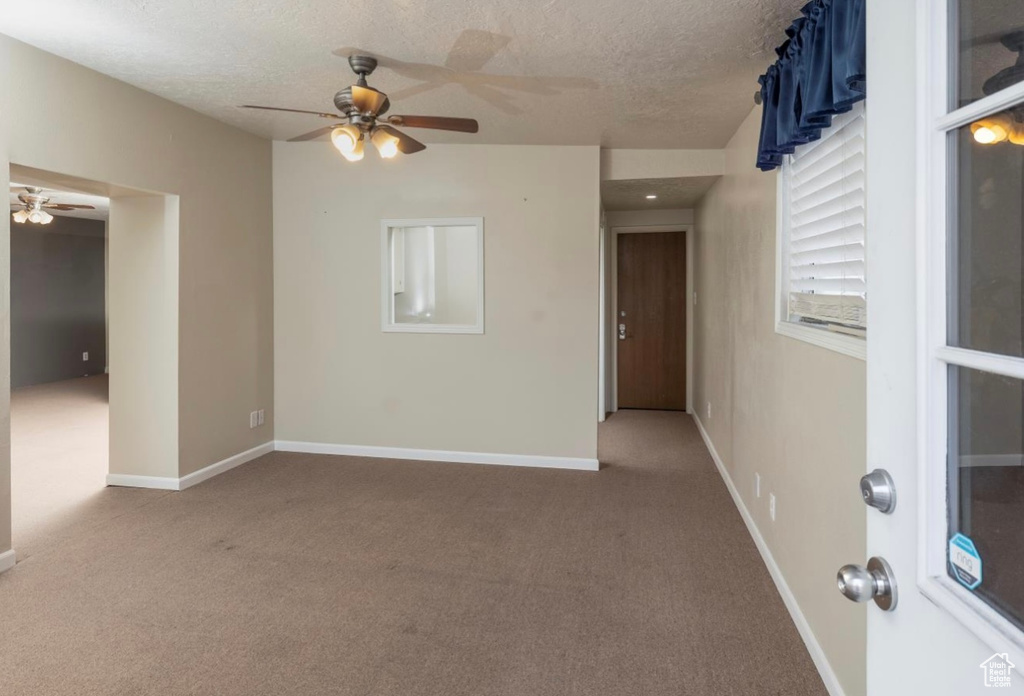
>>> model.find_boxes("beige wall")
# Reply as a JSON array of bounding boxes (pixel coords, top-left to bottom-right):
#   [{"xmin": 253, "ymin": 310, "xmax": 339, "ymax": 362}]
[
  {"xmin": 693, "ymin": 108, "xmax": 867, "ymax": 695},
  {"xmin": 0, "ymin": 35, "xmax": 274, "ymax": 554},
  {"xmin": 108, "ymin": 195, "xmax": 179, "ymax": 478},
  {"xmin": 273, "ymin": 143, "xmax": 600, "ymax": 459},
  {"xmin": 0, "ymin": 39, "xmax": 11, "ymax": 553}
]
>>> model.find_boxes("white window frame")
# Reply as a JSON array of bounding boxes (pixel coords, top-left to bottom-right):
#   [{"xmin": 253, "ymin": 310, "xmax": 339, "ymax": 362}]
[
  {"xmin": 380, "ymin": 217, "xmax": 485, "ymax": 335},
  {"xmin": 775, "ymin": 108, "xmax": 867, "ymax": 361},
  {"xmin": 917, "ymin": 0, "xmax": 1024, "ymax": 654}
]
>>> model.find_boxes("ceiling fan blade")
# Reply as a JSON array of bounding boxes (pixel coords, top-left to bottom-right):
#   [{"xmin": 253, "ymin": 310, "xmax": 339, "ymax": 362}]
[
  {"xmin": 351, "ymin": 85, "xmax": 389, "ymax": 116},
  {"xmin": 288, "ymin": 125, "xmax": 339, "ymax": 142},
  {"xmin": 377, "ymin": 125, "xmax": 426, "ymax": 154},
  {"xmin": 240, "ymin": 105, "xmax": 341, "ymax": 120},
  {"xmin": 386, "ymin": 115, "xmax": 479, "ymax": 133},
  {"xmin": 44, "ymin": 204, "xmax": 96, "ymax": 210}
]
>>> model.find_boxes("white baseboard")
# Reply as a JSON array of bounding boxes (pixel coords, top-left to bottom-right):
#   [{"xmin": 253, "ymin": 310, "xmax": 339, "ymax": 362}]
[
  {"xmin": 104, "ymin": 438, "xmax": 594, "ymax": 491},
  {"xmin": 105, "ymin": 473, "xmax": 180, "ymax": 490},
  {"xmin": 275, "ymin": 440, "xmax": 600, "ymax": 471},
  {"xmin": 0, "ymin": 549, "xmax": 15, "ymax": 575},
  {"xmin": 106, "ymin": 441, "xmax": 275, "ymax": 491},
  {"xmin": 692, "ymin": 415, "xmax": 845, "ymax": 696},
  {"xmin": 178, "ymin": 441, "xmax": 276, "ymax": 489}
]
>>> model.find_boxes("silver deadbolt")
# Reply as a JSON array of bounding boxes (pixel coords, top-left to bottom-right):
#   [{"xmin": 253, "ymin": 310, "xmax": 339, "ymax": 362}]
[
  {"xmin": 618, "ymin": 323, "xmax": 626, "ymax": 340},
  {"xmin": 837, "ymin": 556, "xmax": 897, "ymax": 611},
  {"xmin": 860, "ymin": 469, "xmax": 896, "ymax": 513}
]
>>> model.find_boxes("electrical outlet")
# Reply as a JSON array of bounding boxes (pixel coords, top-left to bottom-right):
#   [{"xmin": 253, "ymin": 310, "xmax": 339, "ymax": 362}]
[
  {"xmin": 769, "ymin": 493, "xmax": 777, "ymax": 522},
  {"xmin": 82, "ymin": 352, "xmax": 89, "ymax": 361},
  {"xmin": 249, "ymin": 411, "xmax": 258, "ymax": 429},
  {"xmin": 755, "ymin": 473, "xmax": 761, "ymax": 498},
  {"xmin": 257, "ymin": 409, "xmax": 265, "ymax": 426},
  {"xmin": 706, "ymin": 401, "xmax": 712, "ymax": 419}
]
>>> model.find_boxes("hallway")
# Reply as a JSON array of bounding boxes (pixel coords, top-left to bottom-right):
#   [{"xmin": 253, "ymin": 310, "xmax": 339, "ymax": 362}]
[{"xmin": 0, "ymin": 410, "xmax": 824, "ymax": 695}]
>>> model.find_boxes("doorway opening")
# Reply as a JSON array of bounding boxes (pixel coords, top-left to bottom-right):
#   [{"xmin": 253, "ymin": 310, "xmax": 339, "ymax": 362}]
[
  {"xmin": 8, "ymin": 164, "xmax": 178, "ymax": 562},
  {"xmin": 597, "ymin": 177, "xmax": 712, "ymax": 425},
  {"xmin": 10, "ymin": 168, "xmax": 110, "ymax": 559},
  {"xmin": 601, "ymin": 224, "xmax": 694, "ymax": 417}
]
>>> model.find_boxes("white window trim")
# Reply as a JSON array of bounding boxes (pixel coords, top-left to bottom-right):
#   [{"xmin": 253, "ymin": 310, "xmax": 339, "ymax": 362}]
[
  {"xmin": 916, "ymin": 0, "xmax": 1024, "ymax": 655},
  {"xmin": 775, "ymin": 175, "xmax": 866, "ymax": 361},
  {"xmin": 379, "ymin": 217, "xmax": 485, "ymax": 335}
]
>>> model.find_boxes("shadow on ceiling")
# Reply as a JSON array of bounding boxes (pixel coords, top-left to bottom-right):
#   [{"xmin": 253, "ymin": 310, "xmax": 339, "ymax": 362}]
[{"xmin": 334, "ymin": 29, "xmax": 598, "ymax": 115}]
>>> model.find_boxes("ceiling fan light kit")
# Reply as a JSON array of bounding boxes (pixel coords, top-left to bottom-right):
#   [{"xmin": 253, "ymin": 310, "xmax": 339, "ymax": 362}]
[
  {"xmin": 332, "ymin": 124, "xmax": 365, "ymax": 160},
  {"xmin": 370, "ymin": 128, "xmax": 400, "ymax": 159},
  {"xmin": 241, "ymin": 54, "xmax": 479, "ymax": 162},
  {"xmin": 971, "ymin": 115, "xmax": 1013, "ymax": 145},
  {"xmin": 12, "ymin": 209, "xmax": 51, "ymax": 225}
]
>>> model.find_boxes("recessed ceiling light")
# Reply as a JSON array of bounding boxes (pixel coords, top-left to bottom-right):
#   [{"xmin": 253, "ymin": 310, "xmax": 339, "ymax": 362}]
[{"xmin": 646, "ymin": 194, "xmax": 657, "ymax": 199}]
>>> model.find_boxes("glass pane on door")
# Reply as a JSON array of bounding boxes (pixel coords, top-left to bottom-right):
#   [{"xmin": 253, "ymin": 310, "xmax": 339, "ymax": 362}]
[
  {"xmin": 948, "ymin": 366, "xmax": 1024, "ymax": 630},
  {"xmin": 950, "ymin": 105, "xmax": 1024, "ymax": 358},
  {"xmin": 954, "ymin": 1, "xmax": 1024, "ymax": 108}
]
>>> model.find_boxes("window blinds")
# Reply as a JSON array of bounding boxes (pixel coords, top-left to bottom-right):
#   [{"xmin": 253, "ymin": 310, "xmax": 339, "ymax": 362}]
[{"xmin": 784, "ymin": 102, "xmax": 866, "ymax": 332}]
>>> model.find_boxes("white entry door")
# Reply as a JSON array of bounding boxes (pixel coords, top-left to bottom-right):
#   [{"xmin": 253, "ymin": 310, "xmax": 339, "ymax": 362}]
[{"xmin": 865, "ymin": 1, "xmax": 1024, "ymax": 693}]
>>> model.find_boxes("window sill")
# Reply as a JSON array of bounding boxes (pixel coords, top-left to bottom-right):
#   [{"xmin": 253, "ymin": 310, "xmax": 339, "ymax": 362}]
[{"xmin": 775, "ymin": 321, "xmax": 866, "ymax": 361}]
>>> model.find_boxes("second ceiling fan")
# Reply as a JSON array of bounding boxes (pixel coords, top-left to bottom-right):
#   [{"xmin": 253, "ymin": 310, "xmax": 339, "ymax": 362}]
[
  {"xmin": 10, "ymin": 187, "xmax": 96, "ymax": 225},
  {"xmin": 242, "ymin": 55, "xmax": 479, "ymax": 161}
]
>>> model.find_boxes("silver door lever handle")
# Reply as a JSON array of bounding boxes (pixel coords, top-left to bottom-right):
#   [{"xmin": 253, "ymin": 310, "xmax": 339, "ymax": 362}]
[{"xmin": 618, "ymin": 323, "xmax": 626, "ymax": 340}]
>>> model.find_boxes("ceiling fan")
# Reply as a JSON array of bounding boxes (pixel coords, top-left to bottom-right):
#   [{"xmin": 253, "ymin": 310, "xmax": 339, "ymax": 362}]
[
  {"xmin": 10, "ymin": 187, "xmax": 95, "ymax": 225},
  {"xmin": 241, "ymin": 55, "xmax": 479, "ymax": 161}
]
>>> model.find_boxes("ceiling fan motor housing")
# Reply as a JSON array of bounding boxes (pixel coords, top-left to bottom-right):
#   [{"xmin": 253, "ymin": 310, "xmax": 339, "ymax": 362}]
[
  {"xmin": 18, "ymin": 191, "xmax": 48, "ymax": 210},
  {"xmin": 348, "ymin": 55, "xmax": 378, "ymax": 79},
  {"xmin": 334, "ymin": 89, "xmax": 390, "ymax": 123}
]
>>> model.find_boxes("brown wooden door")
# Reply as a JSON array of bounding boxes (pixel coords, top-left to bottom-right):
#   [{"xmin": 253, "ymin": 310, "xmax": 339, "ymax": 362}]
[{"xmin": 616, "ymin": 232, "xmax": 686, "ymax": 410}]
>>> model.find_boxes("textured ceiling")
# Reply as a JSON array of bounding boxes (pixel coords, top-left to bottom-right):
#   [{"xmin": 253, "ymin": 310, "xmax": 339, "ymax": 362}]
[
  {"xmin": 0, "ymin": 0, "xmax": 805, "ymax": 148},
  {"xmin": 9, "ymin": 183, "xmax": 109, "ymax": 221},
  {"xmin": 601, "ymin": 177, "xmax": 719, "ymax": 211}
]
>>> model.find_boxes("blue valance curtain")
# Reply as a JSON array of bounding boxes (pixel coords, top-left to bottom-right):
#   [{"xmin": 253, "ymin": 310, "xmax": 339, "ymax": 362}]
[{"xmin": 756, "ymin": 0, "xmax": 866, "ymax": 171}]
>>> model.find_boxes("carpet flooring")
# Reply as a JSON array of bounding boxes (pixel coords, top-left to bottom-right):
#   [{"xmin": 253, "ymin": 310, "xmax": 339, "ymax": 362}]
[
  {"xmin": 1, "ymin": 407, "xmax": 826, "ymax": 695},
  {"xmin": 11, "ymin": 375, "xmax": 169, "ymax": 561}
]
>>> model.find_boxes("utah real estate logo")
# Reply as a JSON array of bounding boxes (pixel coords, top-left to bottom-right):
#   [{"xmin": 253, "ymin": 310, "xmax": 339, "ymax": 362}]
[{"xmin": 980, "ymin": 653, "xmax": 1015, "ymax": 688}]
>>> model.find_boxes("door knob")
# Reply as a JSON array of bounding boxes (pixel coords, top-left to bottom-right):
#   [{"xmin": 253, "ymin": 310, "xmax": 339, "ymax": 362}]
[
  {"xmin": 860, "ymin": 469, "xmax": 896, "ymax": 513},
  {"xmin": 837, "ymin": 556, "xmax": 897, "ymax": 611},
  {"xmin": 618, "ymin": 323, "xmax": 626, "ymax": 340}
]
